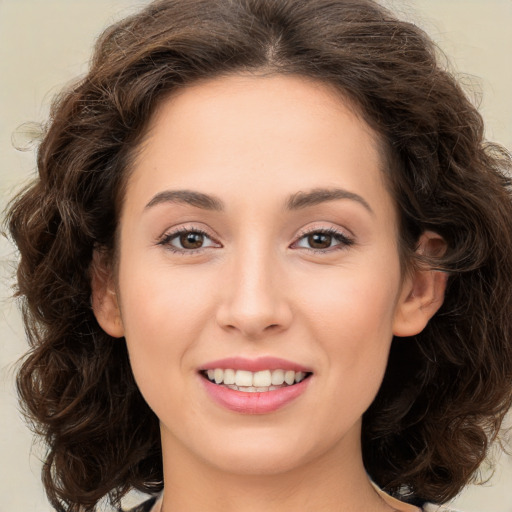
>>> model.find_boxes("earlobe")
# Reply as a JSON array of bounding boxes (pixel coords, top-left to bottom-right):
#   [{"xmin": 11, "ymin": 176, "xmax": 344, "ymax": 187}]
[
  {"xmin": 393, "ymin": 231, "xmax": 448, "ymax": 337},
  {"xmin": 90, "ymin": 250, "xmax": 125, "ymax": 338}
]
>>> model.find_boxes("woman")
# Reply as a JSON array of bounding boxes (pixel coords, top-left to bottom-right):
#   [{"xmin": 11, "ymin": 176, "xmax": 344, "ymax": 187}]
[{"xmin": 6, "ymin": 0, "xmax": 512, "ymax": 511}]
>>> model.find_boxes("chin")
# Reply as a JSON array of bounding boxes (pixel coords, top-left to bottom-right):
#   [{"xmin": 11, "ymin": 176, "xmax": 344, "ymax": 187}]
[
  {"xmin": 190, "ymin": 424, "xmax": 340, "ymax": 478},
  {"xmin": 175, "ymin": 425, "xmax": 309, "ymax": 475},
  {"xmin": 206, "ymin": 447, "xmax": 308, "ymax": 477}
]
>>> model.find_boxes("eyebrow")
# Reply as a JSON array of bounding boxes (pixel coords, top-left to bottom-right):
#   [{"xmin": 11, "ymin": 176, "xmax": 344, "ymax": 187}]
[
  {"xmin": 145, "ymin": 190, "xmax": 224, "ymax": 211},
  {"xmin": 145, "ymin": 187, "xmax": 373, "ymax": 214},
  {"xmin": 285, "ymin": 187, "xmax": 373, "ymax": 214}
]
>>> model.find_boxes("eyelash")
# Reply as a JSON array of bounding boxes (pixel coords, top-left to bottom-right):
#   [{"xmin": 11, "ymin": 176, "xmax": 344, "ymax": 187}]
[
  {"xmin": 292, "ymin": 227, "xmax": 355, "ymax": 253},
  {"xmin": 157, "ymin": 227, "xmax": 217, "ymax": 254},
  {"xmin": 157, "ymin": 226, "xmax": 354, "ymax": 254}
]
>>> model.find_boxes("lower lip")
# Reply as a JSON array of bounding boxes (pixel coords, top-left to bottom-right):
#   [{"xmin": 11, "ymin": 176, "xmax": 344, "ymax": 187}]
[{"xmin": 200, "ymin": 376, "xmax": 311, "ymax": 414}]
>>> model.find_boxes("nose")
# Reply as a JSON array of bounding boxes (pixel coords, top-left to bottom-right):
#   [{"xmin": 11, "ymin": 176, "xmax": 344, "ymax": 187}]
[{"xmin": 215, "ymin": 247, "xmax": 293, "ymax": 340}]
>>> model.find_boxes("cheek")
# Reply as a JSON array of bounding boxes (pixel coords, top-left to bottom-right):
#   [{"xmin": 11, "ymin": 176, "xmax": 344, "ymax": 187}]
[
  {"xmin": 116, "ymin": 263, "xmax": 217, "ymax": 402},
  {"xmin": 302, "ymin": 261, "xmax": 400, "ymax": 334},
  {"xmin": 298, "ymin": 258, "xmax": 401, "ymax": 385},
  {"xmin": 120, "ymin": 261, "xmax": 214, "ymax": 334}
]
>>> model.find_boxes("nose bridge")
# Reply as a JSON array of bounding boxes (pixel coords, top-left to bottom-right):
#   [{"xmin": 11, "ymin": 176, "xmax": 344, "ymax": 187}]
[{"xmin": 216, "ymin": 235, "xmax": 291, "ymax": 338}]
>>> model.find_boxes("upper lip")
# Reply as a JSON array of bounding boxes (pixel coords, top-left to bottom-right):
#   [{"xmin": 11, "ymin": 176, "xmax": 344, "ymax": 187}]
[{"xmin": 199, "ymin": 356, "xmax": 312, "ymax": 373}]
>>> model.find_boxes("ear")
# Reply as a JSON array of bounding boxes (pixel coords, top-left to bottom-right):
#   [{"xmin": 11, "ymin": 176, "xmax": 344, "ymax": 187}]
[
  {"xmin": 90, "ymin": 250, "xmax": 125, "ymax": 338},
  {"xmin": 393, "ymin": 231, "xmax": 448, "ymax": 337}
]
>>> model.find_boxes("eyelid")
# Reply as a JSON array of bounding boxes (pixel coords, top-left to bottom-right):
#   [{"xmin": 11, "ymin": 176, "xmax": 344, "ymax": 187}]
[
  {"xmin": 156, "ymin": 224, "xmax": 222, "ymax": 254},
  {"xmin": 291, "ymin": 225, "xmax": 355, "ymax": 252},
  {"xmin": 155, "ymin": 222, "xmax": 355, "ymax": 255}
]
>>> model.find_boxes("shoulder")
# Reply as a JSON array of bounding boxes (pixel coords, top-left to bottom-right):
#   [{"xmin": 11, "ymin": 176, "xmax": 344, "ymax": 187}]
[{"xmin": 120, "ymin": 496, "xmax": 157, "ymax": 512}]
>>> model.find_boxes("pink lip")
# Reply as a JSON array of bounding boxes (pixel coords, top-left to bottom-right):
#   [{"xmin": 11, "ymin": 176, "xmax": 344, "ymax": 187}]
[
  {"xmin": 200, "ymin": 375, "xmax": 311, "ymax": 414},
  {"xmin": 200, "ymin": 356, "xmax": 312, "ymax": 373}
]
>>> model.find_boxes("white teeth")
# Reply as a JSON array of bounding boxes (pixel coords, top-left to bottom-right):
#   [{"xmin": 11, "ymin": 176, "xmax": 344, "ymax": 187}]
[
  {"xmin": 235, "ymin": 370, "xmax": 253, "ymax": 387},
  {"xmin": 271, "ymin": 369, "xmax": 285, "ymax": 385},
  {"xmin": 223, "ymin": 368, "xmax": 236, "ymax": 385},
  {"xmin": 214, "ymin": 368, "xmax": 223, "ymax": 384},
  {"xmin": 253, "ymin": 370, "xmax": 271, "ymax": 387},
  {"xmin": 225, "ymin": 384, "xmax": 281, "ymax": 392},
  {"xmin": 204, "ymin": 368, "xmax": 309, "ymax": 388},
  {"xmin": 284, "ymin": 370, "xmax": 295, "ymax": 385}
]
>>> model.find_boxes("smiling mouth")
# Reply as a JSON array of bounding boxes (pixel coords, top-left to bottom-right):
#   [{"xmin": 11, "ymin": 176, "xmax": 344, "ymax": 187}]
[{"xmin": 201, "ymin": 368, "xmax": 312, "ymax": 393}]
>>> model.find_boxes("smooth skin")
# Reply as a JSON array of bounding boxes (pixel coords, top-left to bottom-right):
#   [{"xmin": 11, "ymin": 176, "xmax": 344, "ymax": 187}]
[{"xmin": 92, "ymin": 74, "xmax": 447, "ymax": 512}]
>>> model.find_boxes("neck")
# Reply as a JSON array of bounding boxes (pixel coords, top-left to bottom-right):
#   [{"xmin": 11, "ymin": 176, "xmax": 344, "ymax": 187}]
[{"xmin": 158, "ymin": 424, "xmax": 399, "ymax": 512}]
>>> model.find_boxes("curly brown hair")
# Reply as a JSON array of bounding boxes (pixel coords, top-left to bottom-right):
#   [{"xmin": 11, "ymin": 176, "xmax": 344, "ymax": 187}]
[{"xmin": 6, "ymin": 0, "xmax": 512, "ymax": 510}]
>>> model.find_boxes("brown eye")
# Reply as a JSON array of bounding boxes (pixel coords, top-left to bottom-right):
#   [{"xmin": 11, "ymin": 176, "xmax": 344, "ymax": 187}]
[
  {"xmin": 293, "ymin": 228, "xmax": 354, "ymax": 252},
  {"xmin": 308, "ymin": 233, "xmax": 332, "ymax": 249},
  {"xmin": 159, "ymin": 228, "xmax": 220, "ymax": 253},
  {"xmin": 180, "ymin": 232, "xmax": 204, "ymax": 249}
]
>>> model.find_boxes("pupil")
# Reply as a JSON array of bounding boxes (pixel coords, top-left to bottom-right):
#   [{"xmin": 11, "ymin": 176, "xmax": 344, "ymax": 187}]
[
  {"xmin": 309, "ymin": 233, "xmax": 331, "ymax": 249},
  {"xmin": 181, "ymin": 232, "xmax": 204, "ymax": 249}
]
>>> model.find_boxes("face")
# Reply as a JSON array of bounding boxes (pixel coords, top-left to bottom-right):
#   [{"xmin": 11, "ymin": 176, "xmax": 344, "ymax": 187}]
[{"xmin": 93, "ymin": 74, "xmax": 436, "ymax": 477}]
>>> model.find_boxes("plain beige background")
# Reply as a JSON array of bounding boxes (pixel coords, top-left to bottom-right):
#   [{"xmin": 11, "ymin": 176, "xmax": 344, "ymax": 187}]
[{"xmin": 1, "ymin": 1, "xmax": 511, "ymax": 511}]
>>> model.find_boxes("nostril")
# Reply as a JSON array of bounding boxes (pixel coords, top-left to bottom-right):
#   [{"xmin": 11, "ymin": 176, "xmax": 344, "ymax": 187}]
[{"xmin": 215, "ymin": 295, "xmax": 293, "ymax": 338}]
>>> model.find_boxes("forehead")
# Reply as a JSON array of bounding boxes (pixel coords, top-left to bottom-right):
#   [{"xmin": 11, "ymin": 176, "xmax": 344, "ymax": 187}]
[
  {"xmin": 146, "ymin": 73, "xmax": 377, "ymax": 149},
  {"xmin": 125, "ymin": 73, "xmax": 393, "ymax": 221},
  {"xmin": 152, "ymin": 72, "xmax": 360, "ymax": 120}
]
